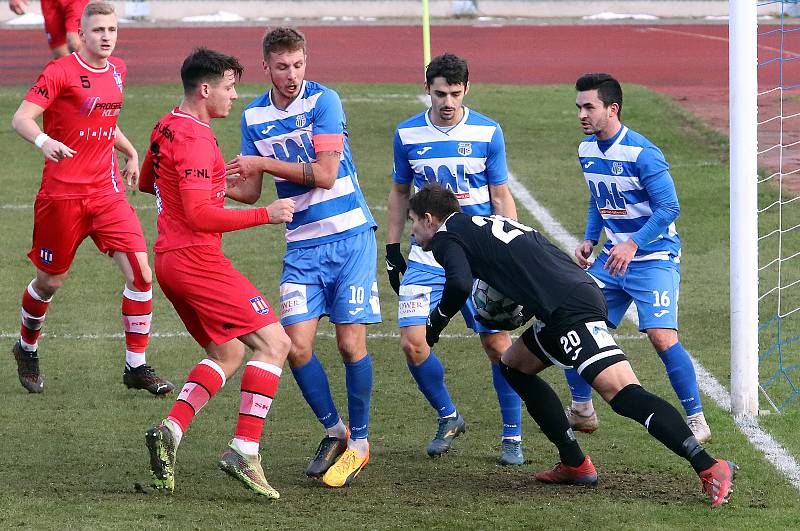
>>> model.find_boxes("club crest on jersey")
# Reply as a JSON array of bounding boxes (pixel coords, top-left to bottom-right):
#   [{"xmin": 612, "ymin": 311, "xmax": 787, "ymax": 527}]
[
  {"xmin": 611, "ymin": 161, "xmax": 624, "ymax": 175},
  {"xmin": 295, "ymin": 114, "xmax": 307, "ymax": 128},
  {"xmin": 113, "ymin": 71, "xmax": 123, "ymax": 93},
  {"xmin": 457, "ymin": 142, "xmax": 472, "ymax": 156},
  {"xmin": 39, "ymin": 248, "xmax": 54, "ymax": 265},
  {"xmin": 249, "ymin": 296, "xmax": 270, "ymax": 315}
]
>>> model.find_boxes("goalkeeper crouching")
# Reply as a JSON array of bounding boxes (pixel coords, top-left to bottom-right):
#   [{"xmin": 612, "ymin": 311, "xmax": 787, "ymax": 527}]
[{"xmin": 410, "ymin": 182, "xmax": 737, "ymax": 508}]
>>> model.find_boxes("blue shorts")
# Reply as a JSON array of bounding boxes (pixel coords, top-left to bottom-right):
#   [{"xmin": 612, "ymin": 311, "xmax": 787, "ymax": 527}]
[
  {"xmin": 398, "ymin": 265, "xmax": 495, "ymax": 333},
  {"xmin": 587, "ymin": 254, "xmax": 680, "ymax": 331},
  {"xmin": 279, "ymin": 229, "xmax": 381, "ymax": 326}
]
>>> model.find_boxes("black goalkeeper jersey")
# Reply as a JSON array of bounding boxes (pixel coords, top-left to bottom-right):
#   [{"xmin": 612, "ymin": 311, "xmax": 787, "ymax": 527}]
[{"xmin": 429, "ymin": 212, "xmax": 598, "ymax": 325}]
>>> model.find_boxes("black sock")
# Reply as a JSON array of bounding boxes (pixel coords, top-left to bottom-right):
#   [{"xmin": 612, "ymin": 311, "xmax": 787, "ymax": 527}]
[
  {"xmin": 499, "ymin": 362, "xmax": 585, "ymax": 467},
  {"xmin": 609, "ymin": 384, "xmax": 716, "ymax": 473}
]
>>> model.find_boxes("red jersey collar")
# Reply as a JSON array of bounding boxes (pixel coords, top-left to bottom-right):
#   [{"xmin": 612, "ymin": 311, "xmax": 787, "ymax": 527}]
[{"xmin": 73, "ymin": 52, "xmax": 110, "ymax": 73}]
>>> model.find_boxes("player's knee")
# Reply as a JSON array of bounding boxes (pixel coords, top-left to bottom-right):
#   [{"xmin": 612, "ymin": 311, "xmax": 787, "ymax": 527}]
[
  {"xmin": 399, "ymin": 333, "xmax": 428, "ymax": 364},
  {"xmin": 647, "ymin": 328, "xmax": 678, "ymax": 352},
  {"xmin": 34, "ymin": 273, "xmax": 66, "ymax": 297},
  {"xmin": 480, "ymin": 333, "xmax": 510, "ymax": 362},
  {"xmin": 337, "ymin": 339, "xmax": 366, "ymax": 362},
  {"xmin": 269, "ymin": 329, "xmax": 292, "ymax": 360}
]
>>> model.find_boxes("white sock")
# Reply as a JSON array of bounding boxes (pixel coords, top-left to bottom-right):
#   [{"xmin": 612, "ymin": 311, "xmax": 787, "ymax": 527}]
[
  {"xmin": 502, "ymin": 435, "xmax": 522, "ymax": 442},
  {"xmin": 233, "ymin": 438, "xmax": 259, "ymax": 456},
  {"xmin": 571, "ymin": 400, "xmax": 594, "ymax": 414},
  {"xmin": 325, "ymin": 419, "xmax": 348, "ymax": 439},
  {"xmin": 347, "ymin": 437, "xmax": 369, "ymax": 458},
  {"xmin": 19, "ymin": 338, "xmax": 38, "ymax": 352},
  {"xmin": 165, "ymin": 418, "xmax": 184, "ymax": 446},
  {"xmin": 126, "ymin": 350, "xmax": 146, "ymax": 369}
]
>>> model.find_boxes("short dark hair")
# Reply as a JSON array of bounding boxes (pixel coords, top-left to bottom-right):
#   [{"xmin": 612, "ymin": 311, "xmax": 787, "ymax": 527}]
[
  {"xmin": 262, "ymin": 27, "xmax": 306, "ymax": 61},
  {"xmin": 575, "ymin": 73, "xmax": 623, "ymax": 118},
  {"xmin": 82, "ymin": 1, "xmax": 114, "ymax": 22},
  {"xmin": 181, "ymin": 47, "xmax": 244, "ymax": 95},
  {"xmin": 409, "ymin": 183, "xmax": 462, "ymax": 220},
  {"xmin": 425, "ymin": 53, "xmax": 469, "ymax": 86}
]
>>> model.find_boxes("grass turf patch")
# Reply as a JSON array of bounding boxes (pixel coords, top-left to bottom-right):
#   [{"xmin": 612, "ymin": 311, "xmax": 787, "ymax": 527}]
[{"xmin": 0, "ymin": 83, "xmax": 798, "ymax": 528}]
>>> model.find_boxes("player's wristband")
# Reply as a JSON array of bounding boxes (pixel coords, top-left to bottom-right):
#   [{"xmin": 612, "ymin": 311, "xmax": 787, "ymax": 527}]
[{"xmin": 34, "ymin": 133, "xmax": 51, "ymax": 149}]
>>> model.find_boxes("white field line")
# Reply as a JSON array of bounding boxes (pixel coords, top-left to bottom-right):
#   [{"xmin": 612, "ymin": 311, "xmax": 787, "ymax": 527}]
[
  {"xmin": 415, "ymin": 93, "xmax": 800, "ymax": 489},
  {"xmin": 0, "ymin": 330, "xmax": 645, "ymax": 342},
  {"xmin": 508, "ymin": 149, "xmax": 800, "ymax": 491},
  {"xmin": 644, "ymin": 26, "xmax": 800, "ymax": 58},
  {"xmin": 0, "ymin": 202, "xmax": 387, "ymax": 212}
]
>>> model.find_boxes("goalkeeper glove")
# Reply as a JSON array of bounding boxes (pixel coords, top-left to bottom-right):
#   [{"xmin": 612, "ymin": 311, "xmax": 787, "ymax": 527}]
[
  {"xmin": 426, "ymin": 306, "xmax": 451, "ymax": 347},
  {"xmin": 385, "ymin": 243, "xmax": 407, "ymax": 295},
  {"xmin": 474, "ymin": 310, "xmax": 528, "ymax": 331}
]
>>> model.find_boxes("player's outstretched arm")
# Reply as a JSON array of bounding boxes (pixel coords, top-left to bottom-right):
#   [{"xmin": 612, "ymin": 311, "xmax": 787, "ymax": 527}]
[
  {"xmin": 114, "ymin": 126, "xmax": 139, "ymax": 187},
  {"xmin": 8, "ymin": 0, "xmax": 28, "ymax": 15},
  {"xmin": 12, "ymin": 100, "xmax": 76, "ymax": 162},
  {"xmin": 181, "ymin": 189, "xmax": 293, "ymax": 233}
]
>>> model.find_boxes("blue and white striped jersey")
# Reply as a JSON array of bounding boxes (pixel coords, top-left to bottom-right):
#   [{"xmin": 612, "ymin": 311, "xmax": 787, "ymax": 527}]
[
  {"xmin": 241, "ymin": 80, "xmax": 376, "ymax": 250},
  {"xmin": 579, "ymin": 125, "xmax": 681, "ymax": 262},
  {"xmin": 393, "ymin": 107, "xmax": 508, "ymax": 272}
]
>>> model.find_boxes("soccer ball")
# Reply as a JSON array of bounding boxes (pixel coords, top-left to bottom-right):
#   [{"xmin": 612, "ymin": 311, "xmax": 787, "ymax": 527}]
[{"xmin": 471, "ymin": 279, "xmax": 524, "ymax": 326}]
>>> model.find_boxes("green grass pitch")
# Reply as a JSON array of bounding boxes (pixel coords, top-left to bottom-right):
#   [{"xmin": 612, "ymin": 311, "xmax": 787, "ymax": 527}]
[{"xmin": 0, "ymin": 83, "xmax": 799, "ymax": 528}]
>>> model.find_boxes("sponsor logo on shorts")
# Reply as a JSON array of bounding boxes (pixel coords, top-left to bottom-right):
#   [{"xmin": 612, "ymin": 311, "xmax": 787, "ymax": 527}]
[
  {"xmin": 280, "ymin": 283, "xmax": 308, "ymax": 318},
  {"xmin": 585, "ymin": 320, "xmax": 616, "ymax": 349},
  {"xmin": 249, "ymin": 296, "xmax": 270, "ymax": 315},
  {"xmin": 369, "ymin": 281, "xmax": 381, "ymax": 315},
  {"xmin": 653, "ymin": 309, "xmax": 670, "ymax": 318},
  {"xmin": 349, "ymin": 307, "xmax": 364, "ymax": 316},
  {"xmin": 39, "ymin": 248, "xmax": 54, "ymax": 265},
  {"xmin": 398, "ymin": 284, "xmax": 431, "ymax": 319}
]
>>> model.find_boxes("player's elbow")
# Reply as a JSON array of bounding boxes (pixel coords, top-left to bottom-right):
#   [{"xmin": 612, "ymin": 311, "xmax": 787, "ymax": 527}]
[
  {"xmin": 238, "ymin": 189, "xmax": 262, "ymax": 204},
  {"xmin": 184, "ymin": 211, "xmax": 210, "ymax": 232},
  {"xmin": 315, "ymin": 171, "xmax": 337, "ymax": 190},
  {"xmin": 451, "ymin": 277, "xmax": 473, "ymax": 302},
  {"xmin": 11, "ymin": 111, "xmax": 24, "ymax": 134}
]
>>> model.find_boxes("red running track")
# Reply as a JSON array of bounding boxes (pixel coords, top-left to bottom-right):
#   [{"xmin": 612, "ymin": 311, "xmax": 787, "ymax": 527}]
[{"xmin": 1, "ymin": 24, "xmax": 728, "ymax": 92}]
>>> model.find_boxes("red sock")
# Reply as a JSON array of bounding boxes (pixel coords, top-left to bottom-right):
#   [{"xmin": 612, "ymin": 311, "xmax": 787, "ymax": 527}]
[
  {"xmin": 122, "ymin": 287, "xmax": 152, "ymax": 361},
  {"xmin": 235, "ymin": 361, "xmax": 282, "ymax": 443},
  {"xmin": 168, "ymin": 359, "xmax": 226, "ymax": 433},
  {"xmin": 20, "ymin": 281, "xmax": 51, "ymax": 350}
]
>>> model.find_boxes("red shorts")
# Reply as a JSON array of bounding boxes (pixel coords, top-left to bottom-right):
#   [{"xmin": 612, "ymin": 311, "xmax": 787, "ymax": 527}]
[
  {"xmin": 155, "ymin": 246, "xmax": 279, "ymax": 347},
  {"xmin": 42, "ymin": 0, "xmax": 88, "ymax": 49},
  {"xmin": 28, "ymin": 193, "xmax": 147, "ymax": 275}
]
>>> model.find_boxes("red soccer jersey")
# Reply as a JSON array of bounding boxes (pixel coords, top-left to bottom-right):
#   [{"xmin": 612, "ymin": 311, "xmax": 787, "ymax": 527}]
[
  {"xmin": 25, "ymin": 52, "xmax": 126, "ymax": 198},
  {"xmin": 143, "ymin": 108, "xmax": 227, "ymax": 253}
]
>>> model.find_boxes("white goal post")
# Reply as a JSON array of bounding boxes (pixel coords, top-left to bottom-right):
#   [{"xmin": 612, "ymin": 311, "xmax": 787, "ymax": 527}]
[{"xmin": 729, "ymin": 0, "xmax": 760, "ymax": 416}]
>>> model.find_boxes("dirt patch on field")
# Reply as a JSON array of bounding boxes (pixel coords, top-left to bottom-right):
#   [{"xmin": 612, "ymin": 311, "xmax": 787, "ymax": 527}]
[{"xmin": 662, "ymin": 85, "xmax": 800, "ymax": 192}]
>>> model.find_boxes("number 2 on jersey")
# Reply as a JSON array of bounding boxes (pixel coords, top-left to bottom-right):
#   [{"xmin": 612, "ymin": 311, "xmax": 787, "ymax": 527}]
[{"xmin": 471, "ymin": 215, "xmax": 533, "ymax": 244}]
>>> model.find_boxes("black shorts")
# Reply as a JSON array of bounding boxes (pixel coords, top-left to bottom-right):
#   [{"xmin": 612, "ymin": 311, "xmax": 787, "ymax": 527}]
[{"xmin": 521, "ymin": 283, "xmax": 627, "ymax": 383}]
